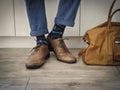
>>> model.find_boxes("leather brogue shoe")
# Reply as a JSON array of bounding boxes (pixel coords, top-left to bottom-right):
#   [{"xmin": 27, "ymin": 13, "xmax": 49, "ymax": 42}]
[
  {"xmin": 25, "ymin": 44, "xmax": 50, "ymax": 69},
  {"xmin": 47, "ymin": 35, "xmax": 76, "ymax": 64}
]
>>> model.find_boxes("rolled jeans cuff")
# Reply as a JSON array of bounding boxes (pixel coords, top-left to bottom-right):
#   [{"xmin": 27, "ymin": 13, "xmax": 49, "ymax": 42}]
[
  {"xmin": 55, "ymin": 17, "xmax": 75, "ymax": 27},
  {"xmin": 30, "ymin": 26, "xmax": 48, "ymax": 36}
]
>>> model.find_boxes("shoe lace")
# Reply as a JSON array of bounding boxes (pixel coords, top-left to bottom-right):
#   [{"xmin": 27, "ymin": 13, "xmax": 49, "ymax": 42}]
[
  {"xmin": 31, "ymin": 44, "xmax": 42, "ymax": 52},
  {"xmin": 56, "ymin": 38, "xmax": 70, "ymax": 52}
]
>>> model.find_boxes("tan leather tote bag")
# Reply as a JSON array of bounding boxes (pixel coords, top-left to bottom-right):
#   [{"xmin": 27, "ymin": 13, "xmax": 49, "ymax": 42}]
[{"xmin": 79, "ymin": 0, "xmax": 120, "ymax": 65}]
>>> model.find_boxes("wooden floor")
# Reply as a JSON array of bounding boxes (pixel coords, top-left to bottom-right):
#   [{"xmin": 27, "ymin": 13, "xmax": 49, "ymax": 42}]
[{"xmin": 0, "ymin": 48, "xmax": 120, "ymax": 90}]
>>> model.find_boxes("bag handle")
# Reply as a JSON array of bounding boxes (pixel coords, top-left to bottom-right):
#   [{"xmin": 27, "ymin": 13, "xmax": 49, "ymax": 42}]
[
  {"xmin": 107, "ymin": 0, "xmax": 116, "ymax": 23},
  {"xmin": 108, "ymin": 9, "xmax": 120, "ymax": 28}
]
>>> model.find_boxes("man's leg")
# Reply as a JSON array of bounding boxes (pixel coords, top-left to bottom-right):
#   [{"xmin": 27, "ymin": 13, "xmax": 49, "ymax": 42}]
[
  {"xmin": 55, "ymin": 0, "xmax": 81, "ymax": 27},
  {"xmin": 48, "ymin": 0, "xmax": 81, "ymax": 63},
  {"xmin": 25, "ymin": 0, "xmax": 49, "ymax": 69},
  {"xmin": 25, "ymin": 0, "xmax": 48, "ymax": 37}
]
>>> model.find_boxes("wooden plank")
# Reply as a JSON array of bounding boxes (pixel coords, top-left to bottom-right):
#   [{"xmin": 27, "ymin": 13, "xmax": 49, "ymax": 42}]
[
  {"xmin": 0, "ymin": 77, "xmax": 28, "ymax": 90},
  {"xmin": 27, "ymin": 77, "xmax": 120, "ymax": 90},
  {"xmin": 0, "ymin": 48, "xmax": 120, "ymax": 90},
  {"xmin": 116, "ymin": 66, "xmax": 120, "ymax": 73}
]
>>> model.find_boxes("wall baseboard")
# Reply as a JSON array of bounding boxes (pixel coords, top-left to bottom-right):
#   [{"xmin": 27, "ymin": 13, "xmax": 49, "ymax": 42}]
[{"xmin": 0, "ymin": 36, "xmax": 87, "ymax": 48}]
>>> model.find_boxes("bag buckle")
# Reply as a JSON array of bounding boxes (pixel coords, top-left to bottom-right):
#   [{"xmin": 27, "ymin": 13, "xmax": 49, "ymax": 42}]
[{"xmin": 115, "ymin": 40, "xmax": 120, "ymax": 44}]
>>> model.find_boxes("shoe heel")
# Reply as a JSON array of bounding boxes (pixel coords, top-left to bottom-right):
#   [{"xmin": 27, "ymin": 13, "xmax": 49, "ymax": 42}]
[
  {"xmin": 47, "ymin": 40, "xmax": 53, "ymax": 51},
  {"xmin": 45, "ymin": 53, "xmax": 50, "ymax": 60}
]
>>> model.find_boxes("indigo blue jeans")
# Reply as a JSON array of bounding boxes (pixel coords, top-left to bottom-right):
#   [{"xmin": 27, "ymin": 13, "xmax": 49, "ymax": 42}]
[{"xmin": 25, "ymin": 0, "xmax": 81, "ymax": 36}]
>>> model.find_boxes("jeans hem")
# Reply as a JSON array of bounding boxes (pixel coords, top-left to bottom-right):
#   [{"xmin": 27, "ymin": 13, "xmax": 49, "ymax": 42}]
[
  {"xmin": 55, "ymin": 17, "xmax": 75, "ymax": 27},
  {"xmin": 30, "ymin": 30, "xmax": 48, "ymax": 36}
]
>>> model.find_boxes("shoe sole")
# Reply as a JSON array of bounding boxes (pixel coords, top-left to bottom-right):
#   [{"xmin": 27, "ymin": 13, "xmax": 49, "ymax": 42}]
[{"xmin": 57, "ymin": 58, "xmax": 77, "ymax": 64}]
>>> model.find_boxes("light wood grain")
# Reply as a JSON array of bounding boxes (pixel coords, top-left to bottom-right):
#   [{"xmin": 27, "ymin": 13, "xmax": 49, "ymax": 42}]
[{"xmin": 0, "ymin": 48, "xmax": 120, "ymax": 90}]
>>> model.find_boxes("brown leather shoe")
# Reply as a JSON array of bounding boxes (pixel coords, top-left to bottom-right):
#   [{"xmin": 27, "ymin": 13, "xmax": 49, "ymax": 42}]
[
  {"xmin": 25, "ymin": 44, "xmax": 50, "ymax": 69},
  {"xmin": 47, "ymin": 36, "xmax": 76, "ymax": 64}
]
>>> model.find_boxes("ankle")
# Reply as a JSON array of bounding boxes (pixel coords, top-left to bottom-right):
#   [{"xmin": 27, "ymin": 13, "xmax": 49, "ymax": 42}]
[
  {"xmin": 36, "ymin": 35, "xmax": 48, "ymax": 45},
  {"xmin": 49, "ymin": 24, "xmax": 65, "ymax": 39}
]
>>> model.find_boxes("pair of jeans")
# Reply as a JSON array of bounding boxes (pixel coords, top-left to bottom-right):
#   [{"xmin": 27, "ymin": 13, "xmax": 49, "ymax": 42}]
[{"xmin": 25, "ymin": 0, "xmax": 81, "ymax": 36}]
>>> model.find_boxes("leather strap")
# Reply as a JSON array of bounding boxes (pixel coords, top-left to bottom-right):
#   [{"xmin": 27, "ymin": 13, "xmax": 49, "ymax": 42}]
[
  {"xmin": 107, "ymin": 0, "xmax": 116, "ymax": 23},
  {"xmin": 108, "ymin": 9, "xmax": 120, "ymax": 28}
]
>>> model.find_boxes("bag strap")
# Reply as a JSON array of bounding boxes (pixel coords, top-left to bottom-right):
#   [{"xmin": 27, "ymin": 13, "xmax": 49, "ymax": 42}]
[
  {"xmin": 108, "ymin": 9, "xmax": 120, "ymax": 28},
  {"xmin": 107, "ymin": 0, "xmax": 116, "ymax": 23},
  {"xmin": 78, "ymin": 48, "xmax": 86, "ymax": 56}
]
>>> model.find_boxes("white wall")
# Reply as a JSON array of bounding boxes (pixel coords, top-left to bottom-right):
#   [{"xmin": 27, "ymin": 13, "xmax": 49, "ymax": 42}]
[
  {"xmin": 0, "ymin": 0, "xmax": 80, "ymax": 37},
  {"xmin": 0, "ymin": 0, "xmax": 120, "ymax": 48},
  {"xmin": 0, "ymin": 0, "xmax": 15, "ymax": 36},
  {"xmin": 80, "ymin": 0, "xmax": 120, "ymax": 35}
]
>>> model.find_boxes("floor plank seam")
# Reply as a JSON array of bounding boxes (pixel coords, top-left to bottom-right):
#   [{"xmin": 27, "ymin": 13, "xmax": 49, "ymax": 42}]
[
  {"xmin": 116, "ymin": 67, "xmax": 120, "ymax": 73},
  {"xmin": 25, "ymin": 77, "xmax": 30, "ymax": 90}
]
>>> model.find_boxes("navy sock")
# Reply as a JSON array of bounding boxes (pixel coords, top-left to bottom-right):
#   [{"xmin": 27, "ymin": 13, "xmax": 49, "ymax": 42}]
[
  {"xmin": 49, "ymin": 24, "xmax": 65, "ymax": 39},
  {"xmin": 36, "ymin": 35, "xmax": 48, "ymax": 45}
]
